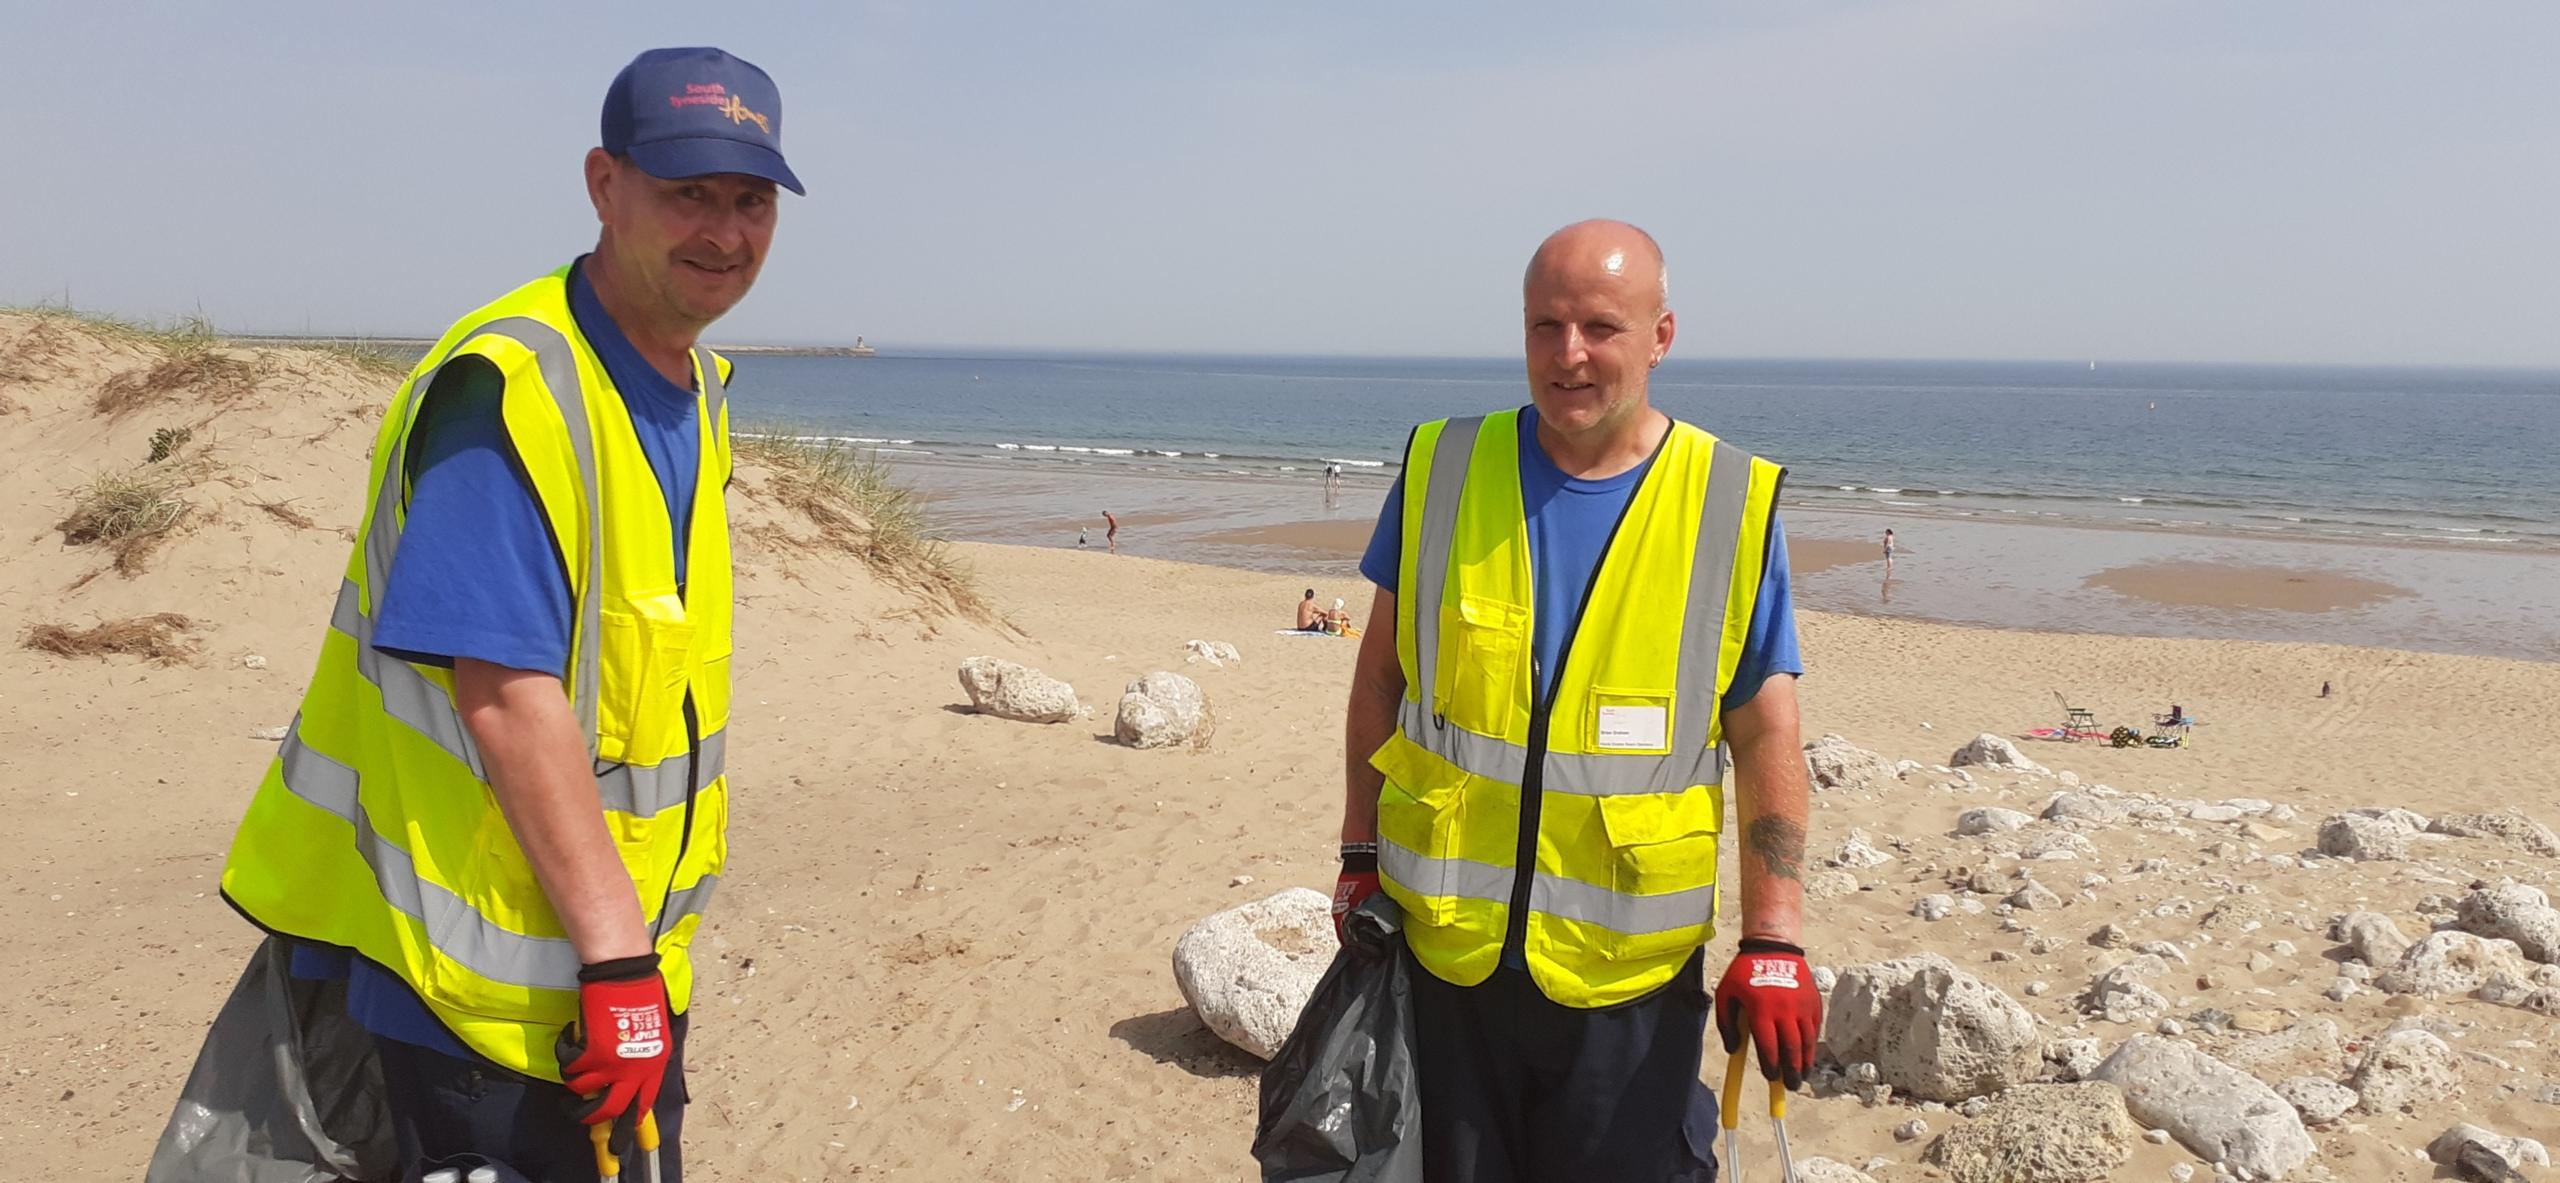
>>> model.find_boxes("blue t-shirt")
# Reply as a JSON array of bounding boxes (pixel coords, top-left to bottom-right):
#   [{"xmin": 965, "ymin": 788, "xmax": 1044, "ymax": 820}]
[
  {"xmin": 301, "ymin": 259, "xmax": 706, "ymax": 1054},
  {"xmin": 1359, "ymin": 407, "xmax": 1802, "ymax": 715}
]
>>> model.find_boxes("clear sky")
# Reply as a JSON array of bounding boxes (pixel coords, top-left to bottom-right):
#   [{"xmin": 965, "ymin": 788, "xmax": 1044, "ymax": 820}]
[{"xmin": 7, "ymin": 2, "xmax": 2556, "ymax": 366}]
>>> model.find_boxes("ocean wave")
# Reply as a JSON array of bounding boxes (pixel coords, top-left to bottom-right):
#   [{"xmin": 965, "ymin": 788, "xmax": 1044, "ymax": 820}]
[{"xmin": 1323, "ymin": 458, "xmax": 1389, "ymax": 468}]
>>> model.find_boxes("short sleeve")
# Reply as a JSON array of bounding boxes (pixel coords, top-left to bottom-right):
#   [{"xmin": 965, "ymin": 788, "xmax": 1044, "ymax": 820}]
[
  {"xmin": 1360, "ymin": 474, "xmax": 1404, "ymax": 592},
  {"xmin": 368, "ymin": 357, "xmax": 576, "ymax": 676},
  {"xmin": 1721, "ymin": 514, "xmax": 1804, "ymax": 714}
]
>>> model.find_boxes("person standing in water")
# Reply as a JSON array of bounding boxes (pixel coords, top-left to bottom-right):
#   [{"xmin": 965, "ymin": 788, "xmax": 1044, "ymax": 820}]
[
  {"xmin": 1883, "ymin": 527, "xmax": 1897, "ymax": 575},
  {"xmin": 1103, "ymin": 510, "xmax": 1119, "ymax": 553}
]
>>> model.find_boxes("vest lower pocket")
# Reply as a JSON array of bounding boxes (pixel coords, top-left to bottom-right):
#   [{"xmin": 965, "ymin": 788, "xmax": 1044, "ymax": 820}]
[
  {"xmin": 597, "ymin": 601, "xmax": 697, "ymax": 767},
  {"xmin": 1590, "ymin": 792, "xmax": 1720, "ymax": 954},
  {"xmin": 1375, "ymin": 774, "xmax": 1467, "ymax": 925}
]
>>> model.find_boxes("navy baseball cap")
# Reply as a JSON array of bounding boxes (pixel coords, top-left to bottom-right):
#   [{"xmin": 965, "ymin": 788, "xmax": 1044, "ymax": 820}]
[{"xmin": 602, "ymin": 47, "xmax": 804, "ymax": 195}]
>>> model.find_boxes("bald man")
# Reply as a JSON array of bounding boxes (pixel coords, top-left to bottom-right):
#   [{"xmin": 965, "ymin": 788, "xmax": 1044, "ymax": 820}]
[{"xmin": 1328, "ymin": 221, "xmax": 1817, "ymax": 1180}]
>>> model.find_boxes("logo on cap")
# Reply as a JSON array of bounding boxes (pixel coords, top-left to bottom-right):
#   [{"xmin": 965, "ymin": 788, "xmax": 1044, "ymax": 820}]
[{"xmin": 665, "ymin": 82, "xmax": 772, "ymax": 136}]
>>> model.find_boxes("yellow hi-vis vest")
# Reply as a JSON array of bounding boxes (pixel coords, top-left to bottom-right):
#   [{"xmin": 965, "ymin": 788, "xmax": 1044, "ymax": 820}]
[
  {"xmin": 1372, "ymin": 409, "xmax": 1784, "ymax": 1008},
  {"xmin": 220, "ymin": 265, "xmax": 736, "ymax": 1079}
]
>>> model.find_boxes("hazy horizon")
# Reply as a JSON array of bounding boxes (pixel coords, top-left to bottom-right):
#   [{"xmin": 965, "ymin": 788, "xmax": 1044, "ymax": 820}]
[{"xmin": 7, "ymin": 2, "xmax": 2556, "ymax": 368}]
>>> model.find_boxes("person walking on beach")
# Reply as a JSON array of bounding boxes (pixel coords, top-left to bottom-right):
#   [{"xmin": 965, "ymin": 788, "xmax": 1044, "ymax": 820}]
[
  {"xmin": 1328, "ymin": 220, "xmax": 1817, "ymax": 1180},
  {"xmin": 1104, "ymin": 509, "xmax": 1120, "ymax": 553},
  {"xmin": 1883, "ymin": 527, "xmax": 1896, "ymax": 575},
  {"xmin": 199, "ymin": 47, "xmax": 802, "ymax": 1181}
]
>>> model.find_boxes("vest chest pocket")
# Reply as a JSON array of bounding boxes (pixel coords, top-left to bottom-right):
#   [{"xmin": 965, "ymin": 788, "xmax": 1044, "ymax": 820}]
[
  {"xmin": 1433, "ymin": 594, "xmax": 1525, "ymax": 736},
  {"xmin": 596, "ymin": 593, "xmax": 698, "ymax": 769}
]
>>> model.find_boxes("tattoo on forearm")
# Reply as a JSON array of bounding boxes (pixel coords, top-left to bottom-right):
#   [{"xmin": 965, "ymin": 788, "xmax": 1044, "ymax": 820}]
[{"xmin": 1747, "ymin": 816, "xmax": 1807, "ymax": 883}]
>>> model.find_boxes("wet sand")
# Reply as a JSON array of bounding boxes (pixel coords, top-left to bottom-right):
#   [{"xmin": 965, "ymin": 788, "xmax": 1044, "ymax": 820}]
[{"xmin": 2084, "ymin": 561, "xmax": 2413, "ymax": 613}]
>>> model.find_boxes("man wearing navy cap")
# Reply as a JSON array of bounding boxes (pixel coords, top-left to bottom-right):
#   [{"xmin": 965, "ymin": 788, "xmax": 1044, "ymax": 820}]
[{"xmin": 204, "ymin": 47, "xmax": 802, "ymax": 1182}]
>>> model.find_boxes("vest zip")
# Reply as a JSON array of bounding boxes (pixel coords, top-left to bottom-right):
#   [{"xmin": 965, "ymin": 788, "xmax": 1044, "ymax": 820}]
[
  {"xmin": 651, "ymin": 393, "xmax": 712, "ymax": 945},
  {"xmin": 653, "ymin": 695, "xmax": 701, "ymax": 943},
  {"xmin": 1495, "ymin": 426, "xmax": 1670, "ymax": 965}
]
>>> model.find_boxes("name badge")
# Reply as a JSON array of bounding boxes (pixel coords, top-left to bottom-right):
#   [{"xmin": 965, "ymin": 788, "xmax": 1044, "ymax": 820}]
[{"xmin": 1595, "ymin": 705, "xmax": 1669, "ymax": 750}]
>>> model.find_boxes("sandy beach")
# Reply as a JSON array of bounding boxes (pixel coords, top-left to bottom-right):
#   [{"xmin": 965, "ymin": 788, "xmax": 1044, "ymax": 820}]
[{"xmin": 7, "ymin": 314, "xmax": 2558, "ymax": 1181}]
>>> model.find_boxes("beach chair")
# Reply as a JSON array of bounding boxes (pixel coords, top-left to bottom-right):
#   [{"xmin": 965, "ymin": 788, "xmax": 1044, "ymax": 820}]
[{"xmin": 2053, "ymin": 692, "xmax": 2100, "ymax": 741}]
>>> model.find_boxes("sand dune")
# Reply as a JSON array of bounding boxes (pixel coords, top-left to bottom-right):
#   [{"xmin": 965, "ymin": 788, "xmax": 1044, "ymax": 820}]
[{"xmin": 4, "ymin": 313, "xmax": 2554, "ymax": 1181}]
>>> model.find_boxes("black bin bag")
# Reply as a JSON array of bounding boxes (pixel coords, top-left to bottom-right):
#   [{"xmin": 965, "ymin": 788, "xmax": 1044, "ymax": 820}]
[
  {"xmin": 146, "ymin": 936, "xmax": 397, "ymax": 1183},
  {"xmin": 1251, "ymin": 893, "xmax": 1423, "ymax": 1183}
]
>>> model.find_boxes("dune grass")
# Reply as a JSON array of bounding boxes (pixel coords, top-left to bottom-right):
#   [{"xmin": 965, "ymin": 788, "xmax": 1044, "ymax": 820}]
[
  {"xmin": 58, "ymin": 466, "xmax": 191, "ymax": 575},
  {"xmin": 23, "ymin": 613, "xmax": 199, "ymax": 665},
  {"xmin": 732, "ymin": 426, "xmax": 988, "ymax": 618}
]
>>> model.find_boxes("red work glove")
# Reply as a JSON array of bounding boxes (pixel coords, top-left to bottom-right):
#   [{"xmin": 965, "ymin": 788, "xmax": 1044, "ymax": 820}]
[
  {"xmin": 1332, "ymin": 846, "xmax": 1382, "ymax": 943},
  {"xmin": 558, "ymin": 953, "xmax": 672, "ymax": 1126},
  {"xmin": 1713, "ymin": 937, "xmax": 1822, "ymax": 1090}
]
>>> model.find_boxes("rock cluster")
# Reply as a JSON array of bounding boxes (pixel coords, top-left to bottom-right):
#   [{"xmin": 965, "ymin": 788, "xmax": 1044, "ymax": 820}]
[{"xmin": 1115, "ymin": 670, "xmax": 1212, "ymax": 748}]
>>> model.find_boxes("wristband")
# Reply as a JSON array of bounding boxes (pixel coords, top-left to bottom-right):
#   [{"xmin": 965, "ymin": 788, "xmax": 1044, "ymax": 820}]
[
  {"xmin": 1736, "ymin": 937, "xmax": 1806, "ymax": 957},
  {"xmin": 578, "ymin": 952, "xmax": 662, "ymax": 983}
]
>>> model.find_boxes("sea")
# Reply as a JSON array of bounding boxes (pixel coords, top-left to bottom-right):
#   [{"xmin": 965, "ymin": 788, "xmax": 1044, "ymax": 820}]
[
  {"xmin": 730, "ymin": 352, "xmax": 2560, "ymax": 659},
  {"xmin": 740, "ymin": 353, "xmax": 2560, "ymax": 550}
]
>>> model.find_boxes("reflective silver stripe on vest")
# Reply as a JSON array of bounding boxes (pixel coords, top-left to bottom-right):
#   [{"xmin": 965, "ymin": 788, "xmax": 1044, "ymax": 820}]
[
  {"xmin": 1402, "ymin": 424, "xmax": 1751, "ymax": 797},
  {"xmin": 1663, "ymin": 440, "xmax": 1755, "ymax": 777},
  {"xmin": 693, "ymin": 345, "xmax": 727, "ymax": 424},
  {"xmin": 356, "ymin": 315, "xmax": 604, "ymax": 740},
  {"xmin": 596, "ymin": 728, "xmax": 728, "ymax": 816},
  {"xmin": 1530, "ymin": 871, "xmax": 1716, "ymax": 935},
  {"xmin": 330, "ymin": 578, "xmax": 485, "ymax": 778},
  {"xmin": 1410, "ymin": 415, "xmax": 1483, "ymax": 724},
  {"xmin": 276, "ymin": 720, "xmax": 722, "ymax": 991},
  {"xmin": 1379, "ymin": 835, "xmax": 1517, "ymax": 904}
]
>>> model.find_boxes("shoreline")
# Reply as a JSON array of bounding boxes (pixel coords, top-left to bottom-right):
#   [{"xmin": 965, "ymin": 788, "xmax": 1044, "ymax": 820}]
[{"xmin": 880, "ymin": 456, "xmax": 2560, "ymax": 663}]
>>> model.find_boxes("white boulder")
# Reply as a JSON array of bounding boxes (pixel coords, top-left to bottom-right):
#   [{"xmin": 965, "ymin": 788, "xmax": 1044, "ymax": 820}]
[
  {"xmin": 956, "ymin": 656, "xmax": 1082, "ymax": 722},
  {"xmin": 2327, "ymin": 911, "xmax": 2411, "ymax": 968},
  {"xmin": 1951, "ymin": 733, "xmax": 2048, "ymax": 774},
  {"xmin": 1805, "ymin": 734, "xmax": 1899, "ymax": 792},
  {"xmin": 2428, "ymin": 811, "xmax": 2560, "ymax": 857},
  {"xmin": 1922, "ymin": 1081, "xmax": 2141, "ymax": 1183},
  {"xmin": 2090, "ymin": 1034, "xmax": 2315, "ymax": 1180},
  {"xmin": 2082, "ymin": 955, "xmax": 2172, "ymax": 1023},
  {"xmin": 1793, "ymin": 1159, "xmax": 1879, "ymax": 1183},
  {"xmin": 1170, "ymin": 888, "xmax": 1334, "ymax": 1059},
  {"xmin": 2453, "ymin": 882, "xmax": 2560, "ymax": 963},
  {"xmin": 1829, "ymin": 829, "xmax": 1895, "ymax": 869},
  {"xmin": 2428, "ymin": 1124, "xmax": 2551, "ymax": 1173},
  {"xmin": 1956, "ymin": 806, "xmax": 2032, "ymax": 836},
  {"xmin": 1182, "ymin": 638, "xmax": 1243, "ymax": 667},
  {"xmin": 2273, "ymin": 1076, "xmax": 2357, "ymax": 1125},
  {"xmin": 1115, "ymin": 670, "xmax": 1212, "ymax": 748},
  {"xmin": 1819, "ymin": 953, "xmax": 2042, "ymax": 1103},
  {"xmin": 2318, "ymin": 812, "xmax": 2414, "ymax": 861},
  {"xmin": 2348, "ymin": 1027, "xmax": 2463, "ymax": 1114},
  {"xmin": 2376, "ymin": 931, "xmax": 2536, "ymax": 997}
]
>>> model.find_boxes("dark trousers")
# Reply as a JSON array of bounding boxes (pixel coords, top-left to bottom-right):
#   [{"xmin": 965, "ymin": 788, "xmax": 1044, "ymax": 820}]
[
  {"xmin": 1409, "ymin": 949, "xmax": 1718, "ymax": 1183},
  {"xmin": 372, "ymin": 1017, "xmax": 688, "ymax": 1183}
]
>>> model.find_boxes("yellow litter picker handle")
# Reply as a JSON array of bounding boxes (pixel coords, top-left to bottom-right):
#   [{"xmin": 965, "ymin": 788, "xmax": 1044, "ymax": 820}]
[
  {"xmin": 1721, "ymin": 1047, "xmax": 1746, "ymax": 1130},
  {"xmin": 589, "ymin": 1122, "xmax": 619, "ymax": 1182},
  {"xmin": 1769, "ymin": 1077, "xmax": 1789, "ymax": 1120}
]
